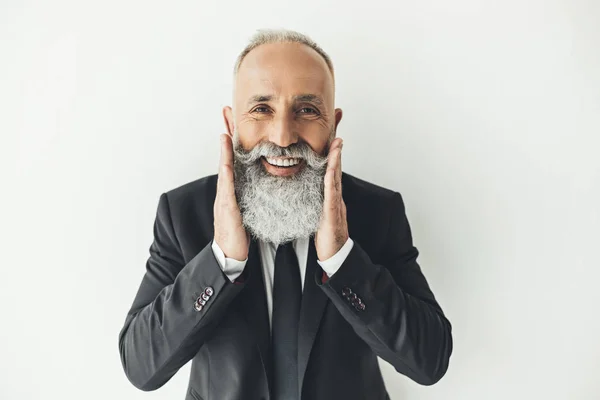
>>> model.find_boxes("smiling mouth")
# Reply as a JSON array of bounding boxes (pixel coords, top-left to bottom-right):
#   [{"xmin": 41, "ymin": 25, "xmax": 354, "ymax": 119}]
[
  {"xmin": 260, "ymin": 156, "xmax": 306, "ymax": 176},
  {"xmin": 260, "ymin": 156, "xmax": 304, "ymax": 168}
]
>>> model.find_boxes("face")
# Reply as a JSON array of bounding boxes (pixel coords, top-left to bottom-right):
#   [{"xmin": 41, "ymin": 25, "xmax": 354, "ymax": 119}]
[
  {"xmin": 222, "ymin": 41, "xmax": 343, "ymax": 245},
  {"xmin": 224, "ymin": 41, "xmax": 342, "ymax": 175}
]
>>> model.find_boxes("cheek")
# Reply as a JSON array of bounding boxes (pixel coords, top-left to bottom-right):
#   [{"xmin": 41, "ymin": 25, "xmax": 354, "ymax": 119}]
[
  {"xmin": 298, "ymin": 122, "xmax": 332, "ymax": 152},
  {"xmin": 237, "ymin": 125, "xmax": 264, "ymax": 150},
  {"xmin": 300, "ymin": 134, "xmax": 329, "ymax": 156}
]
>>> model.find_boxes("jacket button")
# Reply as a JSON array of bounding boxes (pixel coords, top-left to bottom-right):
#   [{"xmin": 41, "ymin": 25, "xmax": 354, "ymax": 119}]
[
  {"xmin": 194, "ymin": 302, "xmax": 204, "ymax": 312},
  {"xmin": 342, "ymin": 287, "xmax": 352, "ymax": 296},
  {"xmin": 197, "ymin": 297, "xmax": 207, "ymax": 306},
  {"xmin": 356, "ymin": 302, "xmax": 366, "ymax": 311},
  {"xmin": 204, "ymin": 287, "xmax": 214, "ymax": 296},
  {"xmin": 201, "ymin": 292, "xmax": 210, "ymax": 301}
]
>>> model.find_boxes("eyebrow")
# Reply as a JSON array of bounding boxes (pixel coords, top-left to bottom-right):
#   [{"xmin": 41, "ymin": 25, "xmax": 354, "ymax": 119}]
[{"xmin": 246, "ymin": 94, "xmax": 324, "ymax": 108}]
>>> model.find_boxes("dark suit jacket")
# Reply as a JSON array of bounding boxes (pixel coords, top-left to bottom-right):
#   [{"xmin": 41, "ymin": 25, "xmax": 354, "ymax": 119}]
[{"xmin": 118, "ymin": 171, "xmax": 453, "ymax": 400}]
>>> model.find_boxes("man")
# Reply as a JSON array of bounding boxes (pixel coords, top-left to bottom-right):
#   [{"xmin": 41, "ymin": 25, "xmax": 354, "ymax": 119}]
[{"xmin": 118, "ymin": 28, "xmax": 452, "ymax": 400}]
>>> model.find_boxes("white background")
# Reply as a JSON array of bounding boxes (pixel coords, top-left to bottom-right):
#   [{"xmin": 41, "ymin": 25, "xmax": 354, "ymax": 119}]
[{"xmin": 2, "ymin": 0, "xmax": 599, "ymax": 399}]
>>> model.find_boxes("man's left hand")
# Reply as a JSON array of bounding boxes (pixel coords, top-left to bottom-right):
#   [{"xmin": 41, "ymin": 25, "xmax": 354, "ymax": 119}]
[{"xmin": 315, "ymin": 137, "xmax": 349, "ymax": 261}]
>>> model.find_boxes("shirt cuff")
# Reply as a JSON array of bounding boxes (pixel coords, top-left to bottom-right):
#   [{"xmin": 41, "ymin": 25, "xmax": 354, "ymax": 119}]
[
  {"xmin": 211, "ymin": 239, "xmax": 248, "ymax": 283},
  {"xmin": 316, "ymin": 237, "xmax": 354, "ymax": 278}
]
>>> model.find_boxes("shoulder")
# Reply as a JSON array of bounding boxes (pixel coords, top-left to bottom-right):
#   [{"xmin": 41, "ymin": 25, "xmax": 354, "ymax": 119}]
[
  {"xmin": 342, "ymin": 171, "xmax": 399, "ymax": 204},
  {"xmin": 160, "ymin": 174, "xmax": 218, "ymax": 213},
  {"xmin": 164, "ymin": 174, "xmax": 218, "ymax": 197},
  {"xmin": 341, "ymin": 172, "xmax": 410, "ymax": 256}
]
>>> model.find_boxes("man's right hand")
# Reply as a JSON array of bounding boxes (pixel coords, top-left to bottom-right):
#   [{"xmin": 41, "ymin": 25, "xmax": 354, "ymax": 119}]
[{"xmin": 213, "ymin": 133, "xmax": 249, "ymax": 261}]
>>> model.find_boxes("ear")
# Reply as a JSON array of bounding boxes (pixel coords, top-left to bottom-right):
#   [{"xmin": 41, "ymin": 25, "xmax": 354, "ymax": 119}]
[
  {"xmin": 334, "ymin": 108, "xmax": 343, "ymax": 132},
  {"xmin": 222, "ymin": 106, "xmax": 235, "ymax": 138}
]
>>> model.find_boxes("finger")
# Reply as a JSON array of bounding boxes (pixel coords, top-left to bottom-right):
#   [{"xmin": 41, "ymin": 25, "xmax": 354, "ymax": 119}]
[
  {"xmin": 326, "ymin": 139, "xmax": 342, "ymax": 175},
  {"xmin": 328, "ymin": 137, "xmax": 343, "ymax": 188},
  {"xmin": 324, "ymin": 148, "xmax": 341, "ymax": 213},
  {"xmin": 220, "ymin": 164, "xmax": 236, "ymax": 203},
  {"xmin": 323, "ymin": 166, "xmax": 336, "ymax": 215},
  {"xmin": 217, "ymin": 134, "xmax": 227, "ymax": 197},
  {"xmin": 328, "ymin": 137, "xmax": 343, "ymax": 155},
  {"xmin": 218, "ymin": 134, "xmax": 236, "ymax": 200},
  {"xmin": 337, "ymin": 140, "xmax": 343, "ymax": 196},
  {"xmin": 328, "ymin": 146, "xmax": 342, "ymax": 195},
  {"xmin": 221, "ymin": 133, "xmax": 234, "ymax": 170}
]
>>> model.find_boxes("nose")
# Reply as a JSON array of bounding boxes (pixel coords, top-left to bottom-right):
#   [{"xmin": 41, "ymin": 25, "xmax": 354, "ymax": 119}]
[{"xmin": 268, "ymin": 114, "xmax": 298, "ymax": 149}]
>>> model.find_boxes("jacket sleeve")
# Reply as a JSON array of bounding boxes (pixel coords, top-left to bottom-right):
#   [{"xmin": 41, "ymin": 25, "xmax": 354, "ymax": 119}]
[
  {"xmin": 118, "ymin": 192, "xmax": 249, "ymax": 391},
  {"xmin": 316, "ymin": 191, "xmax": 453, "ymax": 386}
]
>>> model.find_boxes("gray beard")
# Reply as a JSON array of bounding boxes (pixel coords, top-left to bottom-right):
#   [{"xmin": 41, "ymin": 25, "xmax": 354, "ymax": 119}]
[{"xmin": 232, "ymin": 132, "xmax": 332, "ymax": 246}]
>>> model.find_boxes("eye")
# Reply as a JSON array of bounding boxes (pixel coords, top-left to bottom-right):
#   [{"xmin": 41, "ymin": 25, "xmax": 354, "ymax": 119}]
[
  {"xmin": 298, "ymin": 107, "xmax": 318, "ymax": 114},
  {"xmin": 252, "ymin": 106, "xmax": 271, "ymax": 113}
]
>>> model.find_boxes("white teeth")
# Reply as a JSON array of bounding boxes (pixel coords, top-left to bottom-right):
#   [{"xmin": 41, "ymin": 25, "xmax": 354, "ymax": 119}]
[{"xmin": 265, "ymin": 157, "xmax": 301, "ymax": 167}]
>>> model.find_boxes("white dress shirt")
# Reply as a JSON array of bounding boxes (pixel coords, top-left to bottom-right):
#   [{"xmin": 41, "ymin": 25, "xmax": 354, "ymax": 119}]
[{"xmin": 211, "ymin": 237, "xmax": 354, "ymax": 332}]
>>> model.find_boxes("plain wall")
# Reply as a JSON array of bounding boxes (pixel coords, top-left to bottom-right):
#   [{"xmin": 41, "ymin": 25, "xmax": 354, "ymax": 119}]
[{"xmin": 2, "ymin": 0, "xmax": 599, "ymax": 399}]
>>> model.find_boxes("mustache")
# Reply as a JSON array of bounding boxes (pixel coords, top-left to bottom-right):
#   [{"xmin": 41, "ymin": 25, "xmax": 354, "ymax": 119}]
[{"xmin": 232, "ymin": 138, "xmax": 330, "ymax": 170}]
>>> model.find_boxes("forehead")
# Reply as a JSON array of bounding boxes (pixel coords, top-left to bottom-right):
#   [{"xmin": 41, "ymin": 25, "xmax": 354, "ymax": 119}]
[{"xmin": 235, "ymin": 42, "xmax": 333, "ymax": 103}]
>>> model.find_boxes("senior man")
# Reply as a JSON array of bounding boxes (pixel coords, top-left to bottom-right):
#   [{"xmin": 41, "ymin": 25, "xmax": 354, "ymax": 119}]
[{"xmin": 118, "ymin": 28, "xmax": 453, "ymax": 400}]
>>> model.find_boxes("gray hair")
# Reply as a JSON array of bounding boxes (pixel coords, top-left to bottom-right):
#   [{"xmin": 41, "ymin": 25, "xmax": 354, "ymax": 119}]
[{"xmin": 233, "ymin": 28, "xmax": 335, "ymax": 87}]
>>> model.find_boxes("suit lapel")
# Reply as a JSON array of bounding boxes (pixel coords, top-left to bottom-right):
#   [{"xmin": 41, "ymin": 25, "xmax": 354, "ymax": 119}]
[
  {"xmin": 298, "ymin": 174, "xmax": 352, "ymax": 393},
  {"xmin": 297, "ymin": 236, "xmax": 330, "ymax": 396}
]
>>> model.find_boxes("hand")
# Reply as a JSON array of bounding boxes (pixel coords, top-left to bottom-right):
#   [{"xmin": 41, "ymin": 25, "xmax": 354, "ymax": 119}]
[
  {"xmin": 213, "ymin": 133, "xmax": 249, "ymax": 261},
  {"xmin": 314, "ymin": 137, "xmax": 349, "ymax": 261}
]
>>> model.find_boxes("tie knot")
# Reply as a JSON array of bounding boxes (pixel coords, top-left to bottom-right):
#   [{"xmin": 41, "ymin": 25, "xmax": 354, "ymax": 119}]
[{"xmin": 276, "ymin": 241, "xmax": 294, "ymax": 255}]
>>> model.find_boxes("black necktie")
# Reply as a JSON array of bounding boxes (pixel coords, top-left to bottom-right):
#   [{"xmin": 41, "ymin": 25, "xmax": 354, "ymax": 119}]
[{"xmin": 271, "ymin": 241, "xmax": 302, "ymax": 400}]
